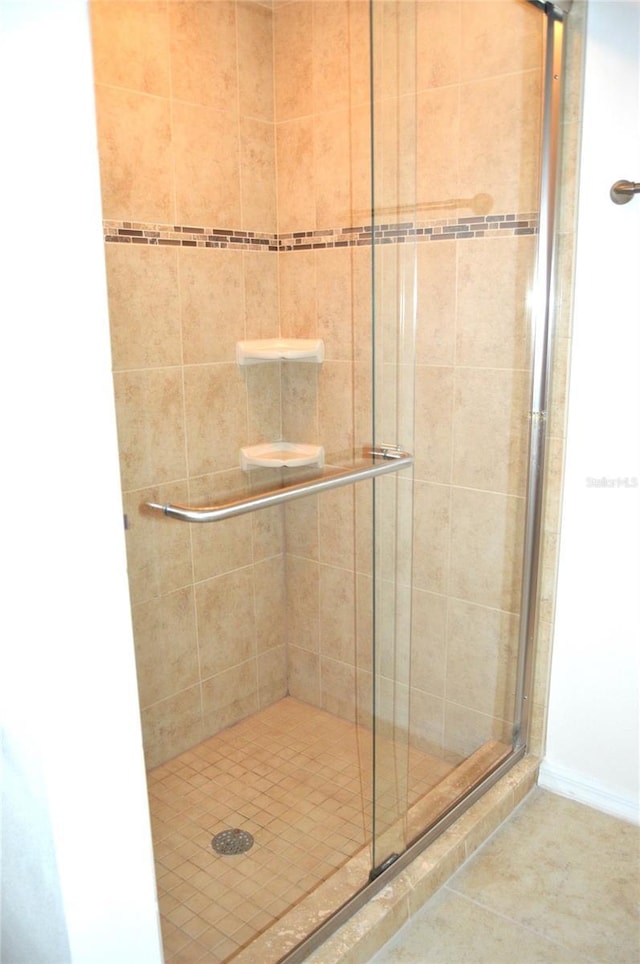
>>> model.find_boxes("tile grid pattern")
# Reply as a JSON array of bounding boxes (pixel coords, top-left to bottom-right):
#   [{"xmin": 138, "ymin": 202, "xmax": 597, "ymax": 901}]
[
  {"xmin": 149, "ymin": 697, "xmax": 454, "ymax": 963},
  {"xmin": 372, "ymin": 788, "xmax": 640, "ymax": 964},
  {"xmin": 103, "ymin": 212, "xmax": 539, "ymax": 250}
]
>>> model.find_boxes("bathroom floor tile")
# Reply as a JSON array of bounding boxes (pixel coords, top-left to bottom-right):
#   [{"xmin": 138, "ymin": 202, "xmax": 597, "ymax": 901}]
[
  {"xmin": 373, "ymin": 787, "xmax": 640, "ymax": 964},
  {"xmin": 373, "ymin": 887, "xmax": 579, "ymax": 963}
]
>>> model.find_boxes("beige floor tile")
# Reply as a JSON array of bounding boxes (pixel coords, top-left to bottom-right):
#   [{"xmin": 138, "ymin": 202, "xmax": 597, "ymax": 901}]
[
  {"xmin": 149, "ymin": 696, "xmax": 462, "ymax": 961},
  {"xmin": 373, "ymin": 887, "xmax": 578, "ymax": 963},
  {"xmin": 448, "ymin": 789, "xmax": 640, "ymax": 962},
  {"xmin": 374, "ymin": 787, "xmax": 640, "ymax": 964}
]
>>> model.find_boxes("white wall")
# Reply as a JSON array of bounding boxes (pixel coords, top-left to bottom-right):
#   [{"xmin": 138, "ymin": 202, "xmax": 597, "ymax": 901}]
[
  {"xmin": 540, "ymin": 0, "xmax": 640, "ymax": 825},
  {"xmin": 0, "ymin": 3, "xmax": 163, "ymax": 960}
]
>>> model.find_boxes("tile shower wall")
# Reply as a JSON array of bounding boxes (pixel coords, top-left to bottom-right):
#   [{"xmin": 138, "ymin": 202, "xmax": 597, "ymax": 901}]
[
  {"xmin": 92, "ymin": 0, "xmax": 285, "ymax": 767},
  {"xmin": 93, "ymin": 0, "xmax": 566, "ymax": 772}
]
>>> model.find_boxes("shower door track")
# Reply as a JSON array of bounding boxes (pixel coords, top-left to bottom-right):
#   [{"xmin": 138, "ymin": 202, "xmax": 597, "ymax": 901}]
[{"xmin": 144, "ymin": 447, "xmax": 413, "ymax": 523}]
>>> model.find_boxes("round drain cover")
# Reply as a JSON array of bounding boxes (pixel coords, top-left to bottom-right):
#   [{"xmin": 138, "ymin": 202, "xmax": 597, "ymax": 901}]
[{"xmin": 211, "ymin": 828, "xmax": 254, "ymax": 855}]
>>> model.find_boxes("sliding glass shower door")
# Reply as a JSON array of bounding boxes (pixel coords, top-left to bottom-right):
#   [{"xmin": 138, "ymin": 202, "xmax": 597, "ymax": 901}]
[{"xmin": 366, "ymin": 0, "xmax": 550, "ymax": 869}]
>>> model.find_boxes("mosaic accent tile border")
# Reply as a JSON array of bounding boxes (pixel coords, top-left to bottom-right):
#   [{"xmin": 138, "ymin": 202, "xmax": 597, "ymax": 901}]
[{"xmin": 104, "ymin": 213, "xmax": 538, "ymax": 251}]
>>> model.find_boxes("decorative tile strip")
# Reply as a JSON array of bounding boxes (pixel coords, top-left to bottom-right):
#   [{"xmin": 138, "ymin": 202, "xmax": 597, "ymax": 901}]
[{"xmin": 103, "ymin": 214, "xmax": 538, "ymax": 250}]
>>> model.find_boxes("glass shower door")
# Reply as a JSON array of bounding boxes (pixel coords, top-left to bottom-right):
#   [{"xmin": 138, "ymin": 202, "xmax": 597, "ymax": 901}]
[
  {"xmin": 369, "ymin": 0, "xmax": 419, "ymax": 874},
  {"xmin": 368, "ymin": 0, "xmax": 547, "ymax": 865}
]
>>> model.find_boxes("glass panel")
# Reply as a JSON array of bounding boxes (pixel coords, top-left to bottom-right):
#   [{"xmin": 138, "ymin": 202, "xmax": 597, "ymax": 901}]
[
  {"xmin": 367, "ymin": 0, "xmax": 547, "ymax": 868},
  {"xmin": 370, "ymin": 0, "xmax": 419, "ymax": 872}
]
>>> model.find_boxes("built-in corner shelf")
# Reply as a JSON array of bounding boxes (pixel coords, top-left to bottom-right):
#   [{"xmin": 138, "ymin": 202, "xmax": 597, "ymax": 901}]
[
  {"xmin": 236, "ymin": 338, "xmax": 324, "ymax": 366},
  {"xmin": 240, "ymin": 442, "xmax": 324, "ymax": 471}
]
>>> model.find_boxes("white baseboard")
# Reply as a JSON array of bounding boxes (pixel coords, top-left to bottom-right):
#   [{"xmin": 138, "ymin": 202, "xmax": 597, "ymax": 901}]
[{"xmin": 539, "ymin": 760, "xmax": 639, "ymax": 825}]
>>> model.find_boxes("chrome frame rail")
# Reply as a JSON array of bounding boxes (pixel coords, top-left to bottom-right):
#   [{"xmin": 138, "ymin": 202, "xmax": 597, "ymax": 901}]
[
  {"xmin": 145, "ymin": 449, "xmax": 413, "ymax": 523},
  {"xmin": 514, "ymin": 2, "xmax": 566, "ymax": 746}
]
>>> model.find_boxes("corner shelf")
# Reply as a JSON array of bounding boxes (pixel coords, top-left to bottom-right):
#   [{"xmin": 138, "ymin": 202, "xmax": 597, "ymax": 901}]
[
  {"xmin": 240, "ymin": 442, "xmax": 324, "ymax": 471},
  {"xmin": 236, "ymin": 338, "xmax": 324, "ymax": 366}
]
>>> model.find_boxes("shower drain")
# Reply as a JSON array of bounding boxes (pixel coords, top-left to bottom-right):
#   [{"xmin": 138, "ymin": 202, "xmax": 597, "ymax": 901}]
[{"xmin": 211, "ymin": 828, "xmax": 254, "ymax": 855}]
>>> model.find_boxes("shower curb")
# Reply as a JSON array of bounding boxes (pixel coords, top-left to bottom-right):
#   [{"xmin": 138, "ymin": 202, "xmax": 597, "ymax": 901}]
[{"xmin": 306, "ymin": 756, "xmax": 540, "ymax": 963}]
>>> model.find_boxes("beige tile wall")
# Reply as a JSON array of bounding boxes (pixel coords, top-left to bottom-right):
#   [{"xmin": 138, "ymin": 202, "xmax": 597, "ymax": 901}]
[
  {"xmin": 92, "ymin": 0, "xmax": 284, "ymax": 767},
  {"xmin": 93, "ymin": 0, "xmax": 572, "ymax": 776}
]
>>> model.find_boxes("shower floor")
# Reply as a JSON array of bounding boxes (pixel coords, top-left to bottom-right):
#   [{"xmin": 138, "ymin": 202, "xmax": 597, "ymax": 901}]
[{"xmin": 148, "ymin": 697, "xmax": 462, "ymax": 963}]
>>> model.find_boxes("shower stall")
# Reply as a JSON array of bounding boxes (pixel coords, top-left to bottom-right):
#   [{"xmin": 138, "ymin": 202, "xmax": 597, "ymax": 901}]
[{"xmin": 90, "ymin": 0, "xmax": 572, "ymax": 959}]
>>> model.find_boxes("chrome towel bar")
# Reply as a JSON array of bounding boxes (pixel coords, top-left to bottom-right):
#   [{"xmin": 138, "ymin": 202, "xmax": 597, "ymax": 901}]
[
  {"xmin": 610, "ymin": 179, "xmax": 640, "ymax": 204},
  {"xmin": 145, "ymin": 448, "xmax": 413, "ymax": 523}
]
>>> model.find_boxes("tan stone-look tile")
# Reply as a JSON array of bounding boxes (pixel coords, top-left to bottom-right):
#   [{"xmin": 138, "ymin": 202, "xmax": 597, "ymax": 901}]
[
  {"xmin": 375, "ymin": 575, "xmax": 412, "ymax": 687},
  {"xmin": 113, "ymin": 368, "xmax": 187, "ymax": 491},
  {"xmin": 201, "ymin": 661, "xmax": 258, "ymax": 739},
  {"xmin": 319, "ymin": 564, "xmax": 357, "ymax": 666},
  {"xmin": 321, "ymin": 656, "xmax": 357, "ymax": 724},
  {"xmin": 287, "ymin": 645, "xmax": 321, "ymax": 707},
  {"xmin": 281, "ymin": 363, "xmax": 320, "ymax": 449},
  {"xmin": 540, "ymin": 434, "xmax": 565, "ymax": 536},
  {"xmin": 106, "ymin": 243, "xmax": 181, "ymax": 371},
  {"xmin": 188, "ymin": 482, "xmax": 253, "ymax": 583},
  {"xmin": 316, "ymin": 248, "xmax": 356, "ymax": 362},
  {"xmin": 169, "ymin": 0, "xmax": 237, "ymax": 112},
  {"xmin": 356, "ymin": 573, "xmax": 373, "ymax": 676},
  {"xmin": 258, "ymin": 646, "xmax": 287, "ymax": 709},
  {"xmin": 443, "ymin": 703, "xmax": 511, "ymax": 769},
  {"xmin": 251, "ymin": 504, "xmax": 284, "ymax": 563},
  {"xmin": 410, "ymin": 588, "xmax": 447, "ymax": 699},
  {"xmin": 243, "ymin": 251, "xmax": 279, "ymax": 341},
  {"xmin": 372, "ymin": 0, "xmax": 417, "ymax": 102},
  {"xmin": 414, "ymin": 365, "xmax": 454, "ymax": 484},
  {"xmin": 460, "ymin": 0, "xmax": 542, "ymax": 84},
  {"xmin": 416, "ymin": 86, "xmax": 460, "ymax": 210},
  {"xmin": 415, "ymin": 0, "xmax": 461, "ymax": 93},
  {"xmin": 547, "ymin": 335, "xmax": 570, "ymax": 439},
  {"xmin": 90, "ymin": 0, "xmax": 171, "ymax": 96},
  {"xmin": 132, "ymin": 586, "xmax": 199, "ymax": 707},
  {"xmin": 318, "ymin": 484, "xmax": 357, "ymax": 568},
  {"xmin": 245, "ymin": 362, "xmax": 282, "ymax": 446},
  {"xmin": 408, "ymin": 687, "xmax": 445, "ymax": 758},
  {"xmin": 415, "ymin": 239, "xmax": 456, "ymax": 367},
  {"xmin": 141, "ymin": 685, "xmax": 203, "ymax": 769},
  {"xmin": 124, "ymin": 482, "xmax": 192, "ymax": 605},
  {"xmin": 375, "ymin": 92, "xmax": 419, "ymax": 220},
  {"xmin": 445, "ymin": 598, "xmax": 519, "ymax": 722},
  {"xmin": 319, "ymin": 361, "xmax": 355, "ymax": 456},
  {"xmin": 456, "ymin": 236, "xmax": 535, "ymax": 370},
  {"xmin": 458, "ymin": 70, "xmax": 542, "ymax": 213},
  {"xmin": 196, "ymin": 568, "xmax": 256, "ymax": 678},
  {"xmin": 237, "ymin": 0, "xmax": 274, "ymax": 123},
  {"xmin": 449, "ymin": 788, "xmax": 640, "ymax": 962},
  {"xmin": 273, "ymin": 0, "xmax": 313, "ymax": 122},
  {"xmin": 173, "ymin": 101, "xmax": 240, "ymax": 229},
  {"xmin": 311, "ymin": 0, "xmax": 351, "ymax": 115},
  {"xmin": 183, "ymin": 363, "xmax": 247, "ymax": 477},
  {"xmin": 412, "ymin": 481, "xmax": 451, "ymax": 594},
  {"xmin": 452, "ymin": 367, "xmax": 531, "ymax": 496},
  {"xmin": 278, "ymin": 248, "xmax": 317, "ymax": 338},
  {"xmin": 94, "ymin": 84, "xmax": 174, "ymax": 222},
  {"xmin": 240, "ymin": 117, "xmax": 277, "ymax": 234},
  {"xmin": 275, "ymin": 117, "xmax": 316, "ymax": 234},
  {"xmin": 286, "ymin": 555, "xmax": 320, "ymax": 652},
  {"xmin": 284, "ymin": 495, "xmax": 319, "ymax": 560},
  {"xmin": 354, "ymin": 361, "xmax": 374, "ymax": 455},
  {"xmin": 178, "ymin": 247, "xmax": 244, "ymax": 365},
  {"xmin": 253, "ymin": 556, "xmax": 285, "ymax": 654},
  {"xmin": 377, "ymin": 885, "xmax": 578, "ymax": 963},
  {"xmin": 449, "ymin": 487, "xmax": 525, "ymax": 613}
]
